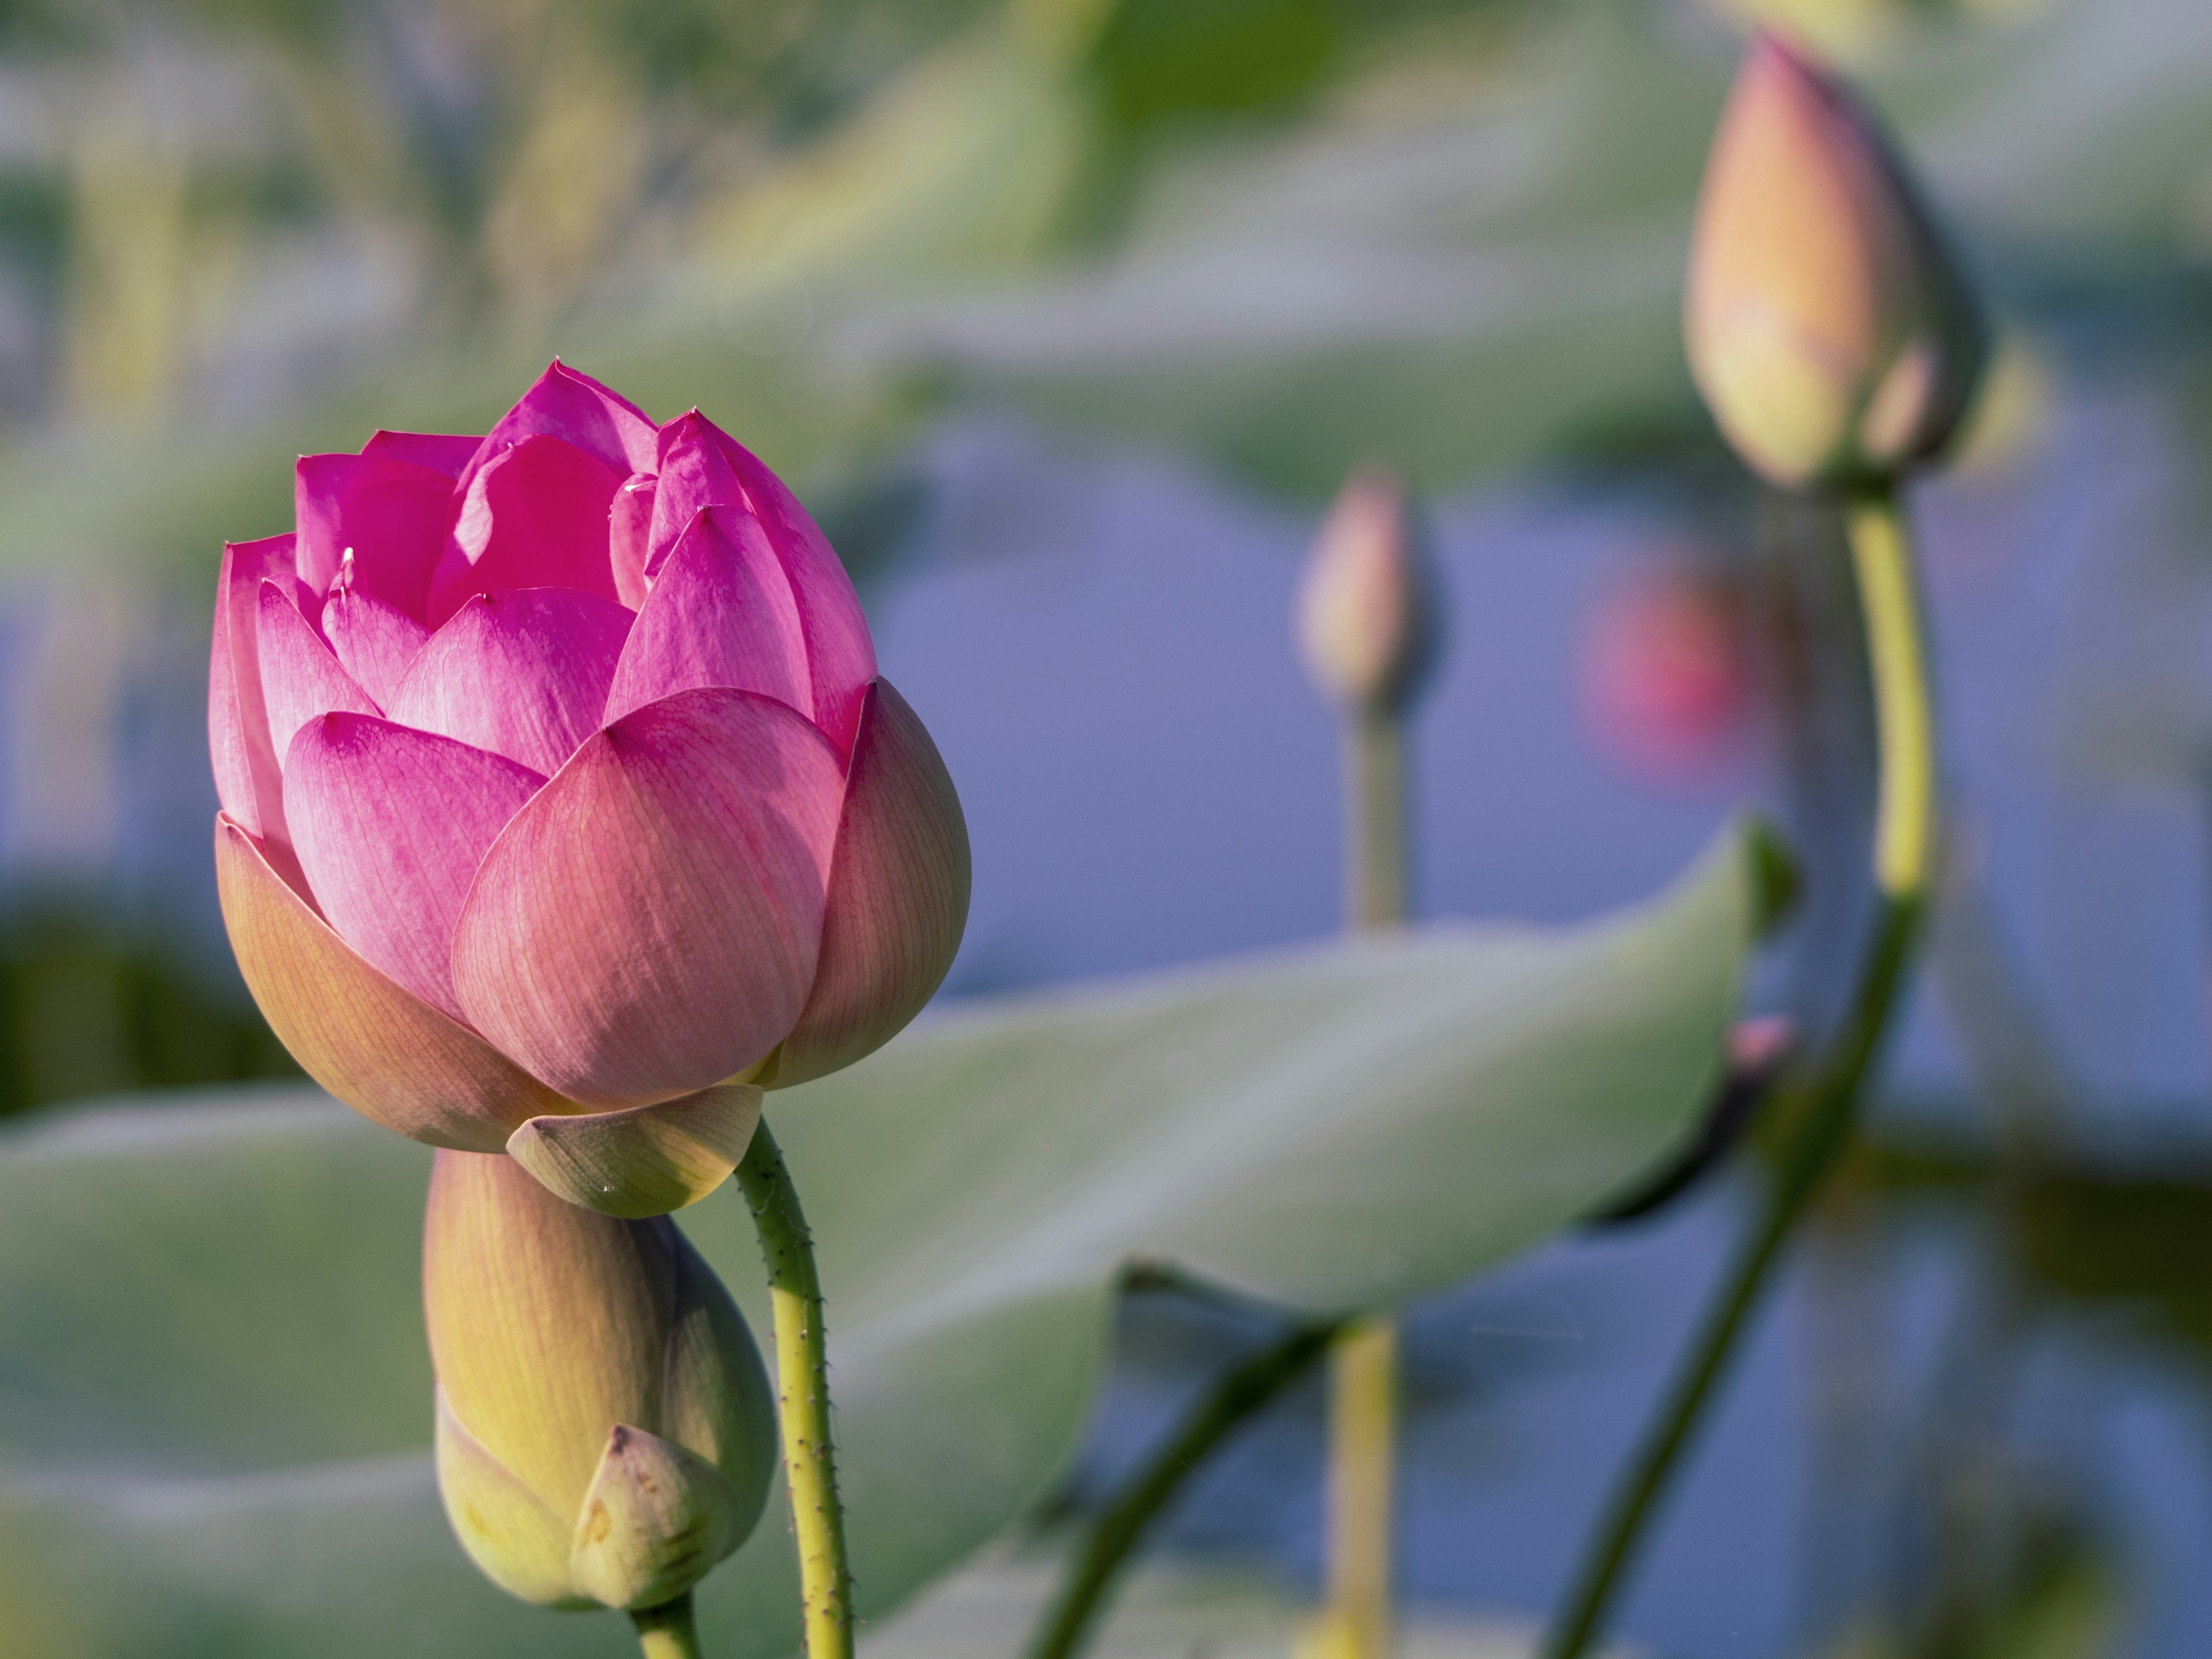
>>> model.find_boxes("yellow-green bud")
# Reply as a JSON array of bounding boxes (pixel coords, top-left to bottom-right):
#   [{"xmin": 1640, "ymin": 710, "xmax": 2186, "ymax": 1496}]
[
  {"xmin": 1684, "ymin": 32, "xmax": 1986, "ymax": 490},
  {"xmin": 1295, "ymin": 467, "xmax": 1439, "ymax": 718},
  {"xmin": 423, "ymin": 1149, "xmax": 775, "ymax": 1612}
]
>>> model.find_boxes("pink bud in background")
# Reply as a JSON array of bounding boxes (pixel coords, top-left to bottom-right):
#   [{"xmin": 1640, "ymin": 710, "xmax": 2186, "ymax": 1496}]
[
  {"xmin": 1294, "ymin": 467, "xmax": 1438, "ymax": 719},
  {"xmin": 1684, "ymin": 32, "xmax": 1986, "ymax": 489},
  {"xmin": 1581, "ymin": 561, "xmax": 1757, "ymax": 784},
  {"xmin": 212, "ymin": 362, "xmax": 971, "ymax": 1217}
]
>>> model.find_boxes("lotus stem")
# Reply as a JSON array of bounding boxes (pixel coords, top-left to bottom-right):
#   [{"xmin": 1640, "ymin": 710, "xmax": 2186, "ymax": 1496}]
[
  {"xmin": 1346, "ymin": 711, "xmax": 1407, "ymax": 931},
  {"xmin": 631, "ymin": 1593, "xmax": 705, "ymax": 1659},
  {"xmin": 1024, "ymin": 1317, "xmax": 1344, "ymax": 1659},
  {"xmin": 1538, "ymin": 483, "xmax": 1938, "ymax": 1659},
  {"xmin": 737, "ymin": 1123, "xmax": 854, "ymax": 1659}
]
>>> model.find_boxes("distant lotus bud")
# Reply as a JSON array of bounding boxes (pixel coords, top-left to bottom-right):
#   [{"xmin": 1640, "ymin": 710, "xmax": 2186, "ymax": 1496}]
[
  {"xmin": 423, "ymin": 1149, "xmax": 776, "ymax": 1613},
  {"xmin": 1684, "ymin": 32, "xmax": 1987, "ymax": 488},
  {"xmin": 1581, "ymin": 560, "xmax": 1756, "ymax": 783},
  {"xmin": 1295, "ymin": 468, "xmax": 1440, "ymax": 718},
  {"xmin": 210, "ymin": 361, "xmax": 972, "ymax": 1218}
]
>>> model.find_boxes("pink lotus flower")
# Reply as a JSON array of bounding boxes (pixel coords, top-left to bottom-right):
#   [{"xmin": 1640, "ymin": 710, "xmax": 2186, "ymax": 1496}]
[{"xmin": 213, "ymin": 362, "xmax": 969, "ymax": 1216}]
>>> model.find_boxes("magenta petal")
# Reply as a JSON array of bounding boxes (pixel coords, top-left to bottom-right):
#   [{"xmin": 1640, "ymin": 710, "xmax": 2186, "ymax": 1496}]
[
  {"xmin": 286, "ymin": 713, "xmax": 546, "ymax": 1019},
  {"xmin": 321, "ymin": 586, "xmax": 431, "ymax": 709},
  {"xmin": 454, "ymin": 361, "xmax": 657, "ymax": 497},
  {"xmin": 450, "ymin": 687, "xmax": 845, "ymax": 1108},
  {"xmin": 778, "ymin": 679, "xmax": 971, "ymax": 1087},
  {"xmin": 603, "ymin": 507, "xmax": 809, "ymax": 728},
  {"xmin": 425, "ymin": 435, "xmax": 626, "ymax": 625},
  {"xmin": 294, "ymin": 453, "xmax": 457, "ymax": 616},
  {"xmin": 389, "ymin": 588, "xmax": 634, "ymax": 777},
  {"xmin": 361, "ymin": 430, "xmax": 482, "ymax": 479},
  {"xmin": 258, "ymin": 581, "xmax": 379, "ymax": 770},
  {"xmin": 210, "ymin": 535, "xmax": 297, "ymax": 846},
  {"xmin": 643, "ymin": 412, "xmax": 745, "ymax": 579},
  {"xmin": 611, "ymin": 474, "xmax": 656, "ymax": 610}
]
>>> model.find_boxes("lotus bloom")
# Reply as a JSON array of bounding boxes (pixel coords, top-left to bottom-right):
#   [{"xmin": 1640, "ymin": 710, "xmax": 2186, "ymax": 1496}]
[
  {"xmin": 1685, "ymin": 32, "xmax": 1986, "ymax": 489},
  {"xmin": 425, "ymin": 1148, "xmax": 776, "ymax": 1612},
  {"xmin": 212, "ymin": 362, "xmax": 969, "ymax": 1216},
  {"xmin": 1294, "ymin": 467, "xmax": 1438, "ymax": 719}
]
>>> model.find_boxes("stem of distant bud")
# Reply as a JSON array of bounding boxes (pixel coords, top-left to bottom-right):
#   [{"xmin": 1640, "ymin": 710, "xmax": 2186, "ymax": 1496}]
[
  {"xmin": 1539, "ymin": 482, "xmax": 1938, "ymax": 1659},
  {"xmin": 737, "ymin": 1123, "xmax": 855, "ymax": 1659},
  {"xmin": 631, "ymin": 1592, "xmax": 705, "ymax": 1659}
]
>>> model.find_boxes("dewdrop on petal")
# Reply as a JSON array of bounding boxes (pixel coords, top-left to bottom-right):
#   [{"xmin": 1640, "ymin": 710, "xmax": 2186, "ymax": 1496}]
[
  {"xmin": 1296, "ymin": 467, "xmax": 1440, "ymax": 718},
  {"xmin": 423, "ymin": 1149, "xmax": 777, "ymax": 1613},
  {"xmin": 1684, "ymin": 32, "xmax": 1986, "ymax": 489}
]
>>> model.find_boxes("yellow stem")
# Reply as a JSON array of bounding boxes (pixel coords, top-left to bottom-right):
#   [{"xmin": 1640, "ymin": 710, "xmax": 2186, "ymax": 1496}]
[
  {"xmin": 631, "ymin": 1592, "xmax": 704, "ymax": 1659},
  {"xmin": 1847, "ymin": 489, "xmax": 1937, "ymax": 897}
]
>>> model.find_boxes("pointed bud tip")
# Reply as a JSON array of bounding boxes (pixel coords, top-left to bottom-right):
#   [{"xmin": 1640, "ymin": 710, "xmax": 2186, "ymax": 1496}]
[{"xmin": 1294, "ymin": 467, "xmax": 1440, "ymax": 717}]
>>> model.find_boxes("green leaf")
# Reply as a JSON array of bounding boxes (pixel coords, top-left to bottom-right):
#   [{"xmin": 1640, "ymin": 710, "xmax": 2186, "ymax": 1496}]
[{"xmin": 0, "ymin": 823, "xmax": 1760, "ymax": 1656}]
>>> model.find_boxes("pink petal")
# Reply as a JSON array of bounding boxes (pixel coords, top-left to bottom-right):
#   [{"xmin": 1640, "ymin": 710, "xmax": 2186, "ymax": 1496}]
[
  {"xmin": 653, "ymin": 414, "xmax": 876, "ymax": 754},
  {"xmin": 453, "ymin": 361, "xmax": 658, "ymax": 499},
  {"xmin": 611, "ymin": 474, "xmax": 656, "ymax": 609},
  {"xmin": 777, "ymin": 679, "xmax": 971, "ymax": 1088},
  {"xmin": 389, "ymin": 588, "xmax": 634, "ymax": 778},
  {"xmin": 362, "ymin": 430, "xmax": 482, "ymax": 478},
  {"xmin": 603, "ymin": 506, "xmax": 809, "ymax": 728},
  {"xmin": 450, "ymin": 687, "xmax": 844, "ymax": 1108},
  {"xmin": 321, "ymin": 586, "xmax": 431, "ymax": 709},
  {"xmin": 209, "ymin": 535, "xmax": 297, "ymax": 846},
  {"xmin": 294, "ymin": 452, "xmax": 457, "ymax": 617},
  {"xmin": 425, "ymin": 435, "xmax": 625, "ymax": 626},
  {"xmin": 286, "ymin": 713, "xmax": 546, "ymax": 1020},
  {"xmin": 258, "ymin": 581, "xmax": 379, "ymax": 771}
]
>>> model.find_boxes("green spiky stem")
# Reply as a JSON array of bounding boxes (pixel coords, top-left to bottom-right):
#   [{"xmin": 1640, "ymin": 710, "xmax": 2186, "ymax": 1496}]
[
  {"xmin": 1539, "ymin": 483, "xmax": 1938, "ymax": 1659},
  {"xmin": 738, "ymin": 1124, "xmax": 854, "ymax": 1659},
  {"xmin": 632, "ymin": 1592, "xmax": 704, "ymax": 1659}
]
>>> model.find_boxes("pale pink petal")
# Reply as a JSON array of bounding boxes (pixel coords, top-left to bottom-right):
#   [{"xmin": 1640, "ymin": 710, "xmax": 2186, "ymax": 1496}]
[
  {"xmin": 450, "ymin": 688, "xmax": 845, "ymax": 1108},
  {"xmin": 777, "ymin": 679, "xmax": 971, "ymax": 1088},
  {"xmin": 719, "ymin": 423, "xmax": 874, "ymax": 754},
  {"xmin": 321, "ymin": 586, "xmax": 430, "ymax": 708},
  {"xmin": 611, "ymin": 474, "xmax": 656, "ymax": 609},
  {"xmin": 294, "ymin": 452, "xmax": 457, "ymax": 617},
  {"xmin": 258, "ymin": 581, "xmax": 379, "ymax": 772},
  {"xmin": 210, "ymin": 535, "xmax": 296, "ymax": 846},
  {"xmin": 286, "ymin": 713, "xmax": 546, "ymax": 1020},
  {"xmin": 389, "ymin": 588, "xmax": 634, "ymax": 777},
  {"xmin": 453, "ymin": 361, "xmax": 658, "ymax": 498},
  {"xmin": 426, "ymin": 435, "xmax": 625, "ymax": 625},
  {"xmin": 362, "ymin": 430, "xmax": 481, "ymax": 478},
  {"xmin": 602, "ymin": 507, "xmax": 809, "ymax": 728}
]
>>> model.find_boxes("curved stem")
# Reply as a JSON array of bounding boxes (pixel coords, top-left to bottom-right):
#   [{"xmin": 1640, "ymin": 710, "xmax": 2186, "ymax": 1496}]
[
  {"xmin": 631, "ymin": 1592, "xmax": 705, "ymax": 1659},
  {"xmin": 737, "ymin": 1123, "xmax": 854, "ymax": 1659},
  {"xmin": 1539, "ymin": 484, "xmax": 1938, "ymax": 1659},
  {"xmin": 1025, "ymin": 1319, "xmax": 1344, "ymax": 1659}
]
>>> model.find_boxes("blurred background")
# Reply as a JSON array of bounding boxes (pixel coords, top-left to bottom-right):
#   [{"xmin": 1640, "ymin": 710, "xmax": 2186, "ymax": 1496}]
[{"xmin": 2, "ymin": 0, "xmax": 2211, "ymax": 1653}]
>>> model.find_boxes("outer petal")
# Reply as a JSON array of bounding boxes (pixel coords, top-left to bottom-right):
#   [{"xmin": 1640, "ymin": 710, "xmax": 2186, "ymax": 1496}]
[
  {"xmin": 648, "ymin": 413, "xmax": 876, "ymax": 753},
  {"xmin": 362, "ymin": 429, "xmax": 480, "ymax": 478},
  {"xmin": 215, "ymin": 815, "xmax": 565, "ymax": 1149},
  {"xmin": 389, "ymin": 589, "xmax": 633, "ymax": 778},
  {"xmin": 286, "ymin": 714, "xmax": 546, "ymax": 1020},
  {"xmin": 257, "ymin": 581, "xmax": 379, "ymax": 767},
  {"xmin": 602, "ymin": 506, "xmax": 809, "ymax": 727},
  {"xmin": 293, "ymin": 452, "xmax": 456, "ymax": 615},
  {"xmin": 776, "ymin": 679, "xmax": 971, "ymax": 1088},
  {"xmin": 426, "ymin": 435, "xmax": 626, "ymax": 625},
  {"xmin": 320, "ymin": 586, "xmax": 430, "ymax": 709},
  {"xmin": 567, "ymin": 1426, "xmax": 748, "ymax": 1611},
  {"xmin": 451, "ymin": 688, "xmax": 844, "ymax": 1108},
  {"xmin": 454, "ymin": 361, "xmax": 658, "ymax": 499},
  {"xmin": 210, "ymin": 535, "xmax": 297, "ymax": 849},
  {"xmin": 506, "ymin": 1086, "xmax": 762, "ymax": 1219},
  {"xmin": 434, "ymin": 1388, "xmax": 589, "ymax": 1609},
  {"xmin": 610, "ymin": 474, "xmax": 656, "ymax": 609}
]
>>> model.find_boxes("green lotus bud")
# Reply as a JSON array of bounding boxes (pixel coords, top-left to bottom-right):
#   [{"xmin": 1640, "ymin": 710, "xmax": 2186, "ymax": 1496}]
[
  {"xmin": 423, "ymin": 1149, "xmax": 776, "ymax": 1613},
  {"xmin": 1295, "ymin": 467, "xmax": 1439, "ymax": 718},
  {"xmin": 1684, "ymin": 32, "xmax": 1987, "ymax": 488}
]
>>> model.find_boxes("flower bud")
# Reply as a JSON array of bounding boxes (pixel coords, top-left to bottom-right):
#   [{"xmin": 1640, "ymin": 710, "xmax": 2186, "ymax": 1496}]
[
  {"xmin": 1684, "ymin": 32, "xmax": 1986, "ymax": 488},
  {"xmin": 423, "ymin": 1149, "xmax": 777, "ymax": 1612},
  {"xmin": 1295, "ymin": 468, "xmax": 1439, "ymax": 718}
]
